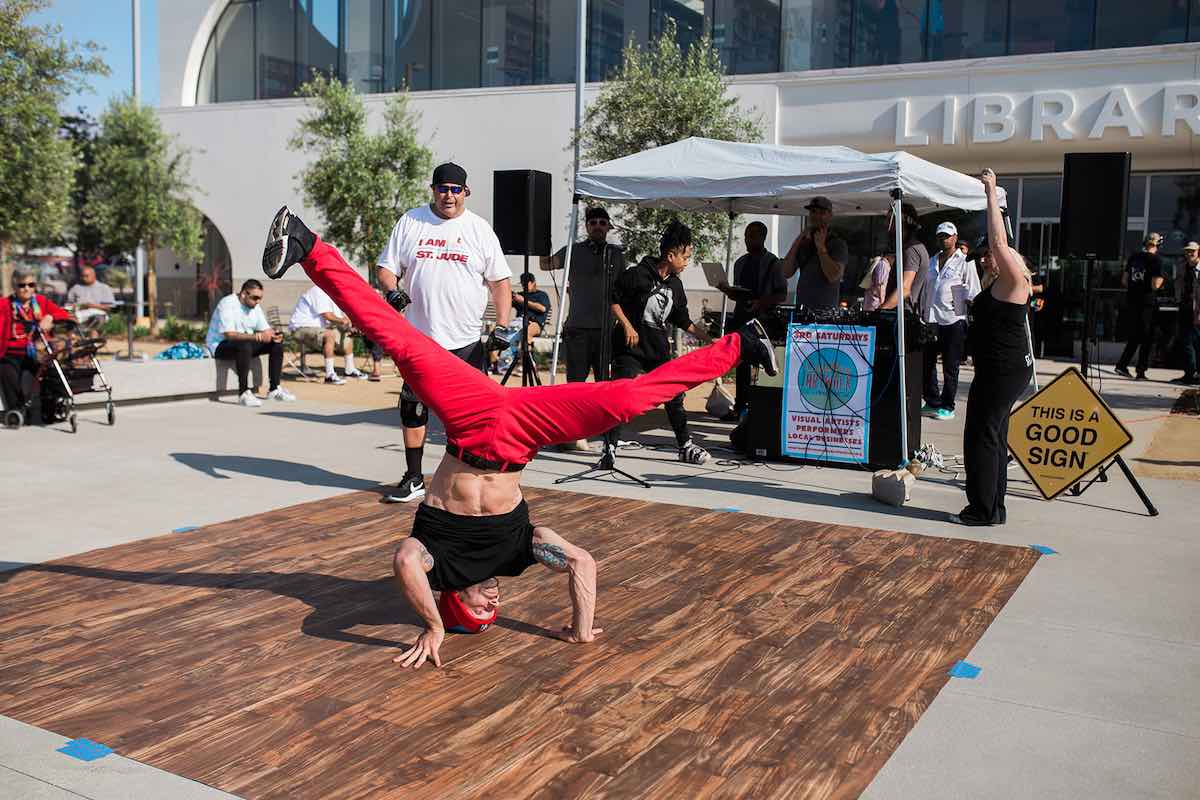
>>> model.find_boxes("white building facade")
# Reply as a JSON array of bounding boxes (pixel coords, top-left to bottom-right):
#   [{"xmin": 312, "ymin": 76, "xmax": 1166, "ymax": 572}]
[{"xmin": 157, "ymin": 1, "xmax": 1200, "ymax": 356}]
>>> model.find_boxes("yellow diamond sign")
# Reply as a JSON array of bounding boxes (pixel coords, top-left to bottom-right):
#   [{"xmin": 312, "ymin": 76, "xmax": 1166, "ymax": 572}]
[{"xmin": 1008, "ymin": 367, "xmax": 1133, "ymax": 500}]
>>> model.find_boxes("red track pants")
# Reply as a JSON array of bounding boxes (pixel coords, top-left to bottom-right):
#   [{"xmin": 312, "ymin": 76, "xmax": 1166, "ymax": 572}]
[{"xmin": 300, "ymin": 237, "xmax": 743, "ymax": 467}]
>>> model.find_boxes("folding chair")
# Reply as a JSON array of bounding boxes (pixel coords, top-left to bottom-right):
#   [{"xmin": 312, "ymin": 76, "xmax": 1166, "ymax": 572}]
[{"xmin": 267, "ymin": 305, "xmax": 316, "ymax": 381}]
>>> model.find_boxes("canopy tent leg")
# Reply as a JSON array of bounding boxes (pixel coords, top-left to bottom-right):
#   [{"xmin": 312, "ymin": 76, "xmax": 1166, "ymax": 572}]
[
  {"xmin": 718, "ymin": 209, "xmax": 734, "ymax": 336},
  {"xmin": 892, "ymin": 190, "xmax": 909, "ymax": 467},
  {"xmin": 548, "ymin": 197, "xmax": 580, "ymax": 384},
  {"xmin": 548, "ymin": 0, "xmax": 588, "ymax": 386}
]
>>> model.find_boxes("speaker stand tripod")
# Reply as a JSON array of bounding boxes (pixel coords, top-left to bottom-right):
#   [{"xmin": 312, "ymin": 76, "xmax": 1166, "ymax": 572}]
[
  {"xmin": 501, "ymin": 259, "xmax": 541, "ymax": 388},
  {"xmin": 1069, "ymin": 256, "xmax": 1158, "ymax": 516},
  {"xmin": 553, "ymin": 239, "xmax": 649, "ymax": 489}
]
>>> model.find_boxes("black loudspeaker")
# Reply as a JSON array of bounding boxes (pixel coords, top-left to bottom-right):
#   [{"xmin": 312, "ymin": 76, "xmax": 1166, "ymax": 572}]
[
  {"xmin": 1059, "ymin": 152, "xmax": 1131, "ymax": 260},
  {"xmin": 493, "ymin": 169, "xmax": 551, "ymax": 256}
]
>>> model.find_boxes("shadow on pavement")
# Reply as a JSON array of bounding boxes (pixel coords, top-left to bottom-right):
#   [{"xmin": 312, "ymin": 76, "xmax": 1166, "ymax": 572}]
[{"xmin": 171, "ymin": 452, "xmax": 386, "ymax": 493}]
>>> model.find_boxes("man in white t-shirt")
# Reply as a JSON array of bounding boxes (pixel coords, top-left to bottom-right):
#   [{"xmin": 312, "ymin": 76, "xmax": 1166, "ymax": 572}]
[
  {"xmin": 919, "ymin": 221, "xmax": 981, "ymax": 421},
  {"xmin": 289, "ymin": 284, "xmax": 365, "ymax": 384},
  {"xmin": 205, "ymin": 279, "xmax": 296, "ymax": 407},
  {"xmin": 66, "ymin": 266, "xmax": 116, "ymax": 330},
  {"xmin": 375, "ymin": 162, "xmax": 513, "ymax": 503}
]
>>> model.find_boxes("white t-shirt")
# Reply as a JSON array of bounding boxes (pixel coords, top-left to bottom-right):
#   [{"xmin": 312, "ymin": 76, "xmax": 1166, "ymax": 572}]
[
  {"xmin": 206, "ymin": 293, "xmax": 270, "ymax": 355},
  {"xmin": 376, "ymin": 205, "xmax": 511, "ymax": 349},
  {"xmin": 289, "ymin": 285, "xmax": 343, "ymax": 331}
]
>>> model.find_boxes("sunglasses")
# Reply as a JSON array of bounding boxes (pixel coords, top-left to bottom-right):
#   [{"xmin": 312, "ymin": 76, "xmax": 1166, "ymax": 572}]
[
  {"xmin": 587, "ymin": 219, "xmax": 609, "ymax": 226},
  {"xmin": 17, "ymin": 282, "xmax": 37, "ymax": 288},
  {"xmin": 434, "ymin": 184, "xmax": 466, "ymax": 195}
]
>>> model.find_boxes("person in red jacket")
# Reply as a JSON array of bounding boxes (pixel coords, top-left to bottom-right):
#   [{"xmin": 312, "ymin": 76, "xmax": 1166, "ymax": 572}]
[{"xmin": 1, "ymin": 269, "xmax": 70, "ymax": 417}]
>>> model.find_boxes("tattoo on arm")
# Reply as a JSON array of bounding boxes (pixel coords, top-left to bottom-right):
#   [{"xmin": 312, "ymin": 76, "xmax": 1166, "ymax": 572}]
[
  {"xmin": 417, "ymin": 542, "xmax": 434, "ymax": 572},
  {"xmin": 533, "ymin": 543, "xmax": 569, "ymax": 571}
]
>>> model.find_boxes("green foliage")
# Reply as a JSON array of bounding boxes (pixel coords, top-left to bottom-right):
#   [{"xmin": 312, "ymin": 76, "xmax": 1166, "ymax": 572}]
[
  {"xmin": 290, "ymin": 73, "xmax": 432, "ymax": 269},
  {"xmin": 59, "ymin": 112, "xmax": 104, "ymax": 260},
  {"xmin": 159, "ymin": 315, "xmax": 205, "ymax": 344},
  {"xmin": 575, "ymin": 19, "xmax": 762, "ymax": 262},
  {"xmin": 0, "ymin": 0, "xmax": 108, "ymax": 260},
  {"xmin": 101, "ymin": 312, "xmax": 127, "ymax": 337},
  {"xmin": 87, "ymin": 96, "xmax": 203, "ymax": 260}
]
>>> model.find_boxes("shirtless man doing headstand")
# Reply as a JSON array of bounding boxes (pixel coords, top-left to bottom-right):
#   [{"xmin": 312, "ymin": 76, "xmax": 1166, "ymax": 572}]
[{"xmin": 262, "ymin": 206, "xmax": 778, "ymax": 668}]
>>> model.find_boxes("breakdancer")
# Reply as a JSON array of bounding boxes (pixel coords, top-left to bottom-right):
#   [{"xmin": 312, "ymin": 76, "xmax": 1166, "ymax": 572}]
[{"xmin": 263, "ymin": 207, "xmax": 778, "ymax": 668}]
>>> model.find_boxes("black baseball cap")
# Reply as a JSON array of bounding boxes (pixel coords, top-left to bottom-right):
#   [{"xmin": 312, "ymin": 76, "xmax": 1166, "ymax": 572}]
[
  {"xmin": 805, "ymin": 196, "xmax": 833, "ymax": 212},
  {"xmin": 431, "ymin": 162, "xmax": 468, "ymax": 186},
  {"xmin": 585, "ymin": 206, "xmax": 610, "ymax": 222}
]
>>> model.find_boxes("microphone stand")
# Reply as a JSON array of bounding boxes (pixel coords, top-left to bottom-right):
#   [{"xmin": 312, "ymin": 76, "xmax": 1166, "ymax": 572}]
[{"xmin": 555, "ymin": 240, "xmax": 649, "ymax": 488}]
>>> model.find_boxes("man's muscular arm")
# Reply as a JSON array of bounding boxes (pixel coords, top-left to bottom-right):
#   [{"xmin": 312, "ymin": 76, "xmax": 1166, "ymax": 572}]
[
  {"xmin": 392, "ymin": 538, "xmax": 444, "ymax": 668},
  {"xmin": 532, "ymin": 527, "xmax": 601, "ymax": 643},
  {"xmin": 489, "ymin": 277, "xmax": 513, "ymax": 327}
]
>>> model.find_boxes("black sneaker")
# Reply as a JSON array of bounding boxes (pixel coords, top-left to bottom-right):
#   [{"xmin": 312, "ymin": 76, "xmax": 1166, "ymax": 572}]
[
  {"xmin": 383, "ymin": 472, "xmax": 425, "ymax": 503},
  {"xmin": 738, "ymin": 319, "xmax": 778, "ymax": 377},
  {"xmin": 1113, "ymin": 365, "xmax": 1133, "ymax": 378},
  {"xmin": 1135, "ymin": 373, "xmax": 1149, "ymax": 382},
  {"xmin": 262, "ymin": 205, "xmax": 316, "ymax": 279},
  {"xmin": 1169, "ymin": 374, "xmax": 1196, "ymax": 385}
]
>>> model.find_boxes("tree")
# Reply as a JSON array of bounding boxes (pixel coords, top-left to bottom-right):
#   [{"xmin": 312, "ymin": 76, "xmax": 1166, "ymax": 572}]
[
  {"xmin": 0, "ymin": 0, "xmax": 107, "ymax": 292},
  {"xmin": 59, "ymin": 111, "xmax": 106, "ymax": 268},
  {"xmin": 289, "ymin": 73, "xmax": 432, "ymax": 270},
  {"xmin": 576, "ymin": 19, "xmax": 763, "ymax": 262},
  {"xmin": 88, "ymin": 96, "xmax": 203, "ymax": 329}
]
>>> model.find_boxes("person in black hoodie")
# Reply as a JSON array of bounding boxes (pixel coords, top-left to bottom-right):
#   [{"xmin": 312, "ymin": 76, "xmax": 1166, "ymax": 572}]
[{"xmin": 605, "ymin": 220, "xmax": 714, "ymax": 464}]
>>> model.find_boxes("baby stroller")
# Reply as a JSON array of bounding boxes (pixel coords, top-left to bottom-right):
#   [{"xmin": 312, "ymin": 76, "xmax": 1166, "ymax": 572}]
[{"xmin": 1, "ymin": 319, "xmax": 115, "ymax": 432}]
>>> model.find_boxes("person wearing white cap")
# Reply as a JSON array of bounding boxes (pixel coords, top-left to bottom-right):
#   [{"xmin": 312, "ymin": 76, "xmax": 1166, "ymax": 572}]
[
  {"xmin": 919, "ymin": 221, "xmax": 980, "ymax": 420},
  {"xmin": 1171, "ymin": 241, "xmax": 1200, "ymax": 385}
]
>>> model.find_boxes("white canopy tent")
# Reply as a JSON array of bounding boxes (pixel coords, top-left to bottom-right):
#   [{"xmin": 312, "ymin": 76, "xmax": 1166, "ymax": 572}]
[{"xmin": 550, "ymin": 137, "xmax": 1006, "ymax": 465}]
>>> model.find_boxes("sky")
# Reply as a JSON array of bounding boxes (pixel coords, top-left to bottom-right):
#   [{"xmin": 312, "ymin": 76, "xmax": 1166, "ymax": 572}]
[{"xmin": 31, "ymin": 0, "xmax": 160, "ymax": 120}]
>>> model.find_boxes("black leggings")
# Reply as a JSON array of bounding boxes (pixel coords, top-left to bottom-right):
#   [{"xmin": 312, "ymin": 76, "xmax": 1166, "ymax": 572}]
[
  {"xmin": 0, "ymin": 354, "xmax": 38, "ymax": 412},
  {"xmin": 605, "ymin": 353, "xmax": 690, "ymax": 447},
  {"xmin": 213, "ymin": 339, "xmax": 283, "ymax": 393},
  {"xmin": 963, "ymin": 363, "xmax": 1033, "ymax": 522},
  {"xmin": 1116, "ymin": 306, "xmax": 1157, "ymax": 375}
]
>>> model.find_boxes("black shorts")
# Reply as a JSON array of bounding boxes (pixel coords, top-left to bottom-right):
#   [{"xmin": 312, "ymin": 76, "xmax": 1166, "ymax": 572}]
[{"xmin": 409, "ymin": 500, "xmax": 537, "ymax": 591}]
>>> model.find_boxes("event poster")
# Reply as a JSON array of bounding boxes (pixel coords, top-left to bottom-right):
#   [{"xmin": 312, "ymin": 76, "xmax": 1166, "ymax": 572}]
[{"xmin": 781, "ymin": 323, "xmax": 876, "ymax": 464}]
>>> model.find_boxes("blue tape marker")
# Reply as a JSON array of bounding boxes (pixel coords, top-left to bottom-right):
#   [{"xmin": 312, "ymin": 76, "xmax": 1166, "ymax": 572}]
[
  {"xmin": 172, "ymin": 526, "xmax": 199, "ymax": 533},
  {"xmin": 715, "ymin": 507, "xmax": 742, "ymax": 513},
  {"xmin": 948, "ymin": 660, "xmax": 981, "ymax": 679},
  {"xmin": 1031, "ymin": 544, "xmax": 1057, "ymax": 555},
  {"xmin": 57, "ymin": 738, "xmax": 112, "ymax": 762}
]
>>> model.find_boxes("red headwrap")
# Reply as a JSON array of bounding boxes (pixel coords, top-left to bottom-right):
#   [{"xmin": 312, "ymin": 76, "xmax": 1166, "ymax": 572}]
[{"xmin": 437, "ymin": 590, "xmax": 495, "ymax": 634}]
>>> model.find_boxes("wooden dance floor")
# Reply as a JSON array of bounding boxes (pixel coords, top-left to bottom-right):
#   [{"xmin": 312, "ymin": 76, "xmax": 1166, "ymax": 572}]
[{"xmin": 0, "ymin": 489, "xmax": 1038, "ymax": 799}]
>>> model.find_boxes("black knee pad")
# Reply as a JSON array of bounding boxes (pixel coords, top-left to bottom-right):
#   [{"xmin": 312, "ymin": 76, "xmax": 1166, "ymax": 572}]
[{"xmin": 398, "ymin": 383, "xmax": 428, "ymax": 427}]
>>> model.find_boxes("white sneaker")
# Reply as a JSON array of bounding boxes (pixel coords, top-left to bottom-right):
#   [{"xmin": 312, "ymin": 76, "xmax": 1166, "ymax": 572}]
[
  {"xmin": 678, "ymin": 440, "xmax": 711, "ymax": 465},
  {"xmin": 267, "ymin": 387, "xmax": 296, "ymax": 402},
  {"xmin": 239, "ymin": 390, "xmax": 262, "ymax": 407},
  {"xmin": 324, "ymin": 374, "xmax": 346, "ymax": 385},
  {"xmin": 344, "ymin": 369, "xmax": 368, "ymax": 380}
]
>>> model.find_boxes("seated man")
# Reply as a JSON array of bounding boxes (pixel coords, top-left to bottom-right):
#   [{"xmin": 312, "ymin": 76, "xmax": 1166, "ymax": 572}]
[
  {"xmin": 289, "ymin": 283, "xmax": 365, "ymax": 384},
  {"xmin": 262, "ymin": 205, "xmax": 778, "ymax": 668},
  {"xmin": 204, "ymin": 279, "xmax": 296, "ymax": 407},
  {"xmin": 501, "ymin": 272, "xmax": 550, "ymax": 372},
  {"xmin": 66, "ymin": 266, "xmax": 115, "ymax": 331}
]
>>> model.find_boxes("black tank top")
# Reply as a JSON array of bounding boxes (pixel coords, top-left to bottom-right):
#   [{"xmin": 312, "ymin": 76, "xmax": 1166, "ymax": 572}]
[{"xmin": 970, "ymin": 288, "xmax": 1031, "ymax": 372}]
